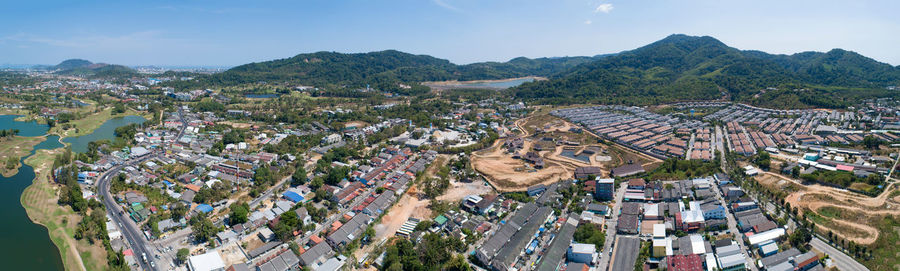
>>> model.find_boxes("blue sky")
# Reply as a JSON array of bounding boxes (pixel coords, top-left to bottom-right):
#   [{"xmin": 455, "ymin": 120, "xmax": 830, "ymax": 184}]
[{"xmin": 2, "ymin": 0, "xmax": 899, "ymax": 66}]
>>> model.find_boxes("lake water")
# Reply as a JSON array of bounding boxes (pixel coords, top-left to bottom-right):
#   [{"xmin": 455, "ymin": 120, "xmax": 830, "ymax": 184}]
[
  {"xmin": 63, "ymin": 115, "xmax": 146, "ymax": 153},
  {"xmin": 0, "ymin": 115, "xmax": 53, "ymax": 137},
  {"xmin": 0, "ymin": 115, "xmax": 65, "ymax": 271},
  {"xmin": 244, "ymin": 93, "xmax": 280, "ymax": 99},
  {"xmin": 456, "ymin": 77, "xmax": 536, "ymax": 89}
]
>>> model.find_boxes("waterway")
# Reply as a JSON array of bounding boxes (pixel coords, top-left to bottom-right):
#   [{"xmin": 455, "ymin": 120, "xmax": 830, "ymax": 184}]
[
  {"xmin": 63, "ymin": 115, "xmax": 146, "ymax": 153},
  {"xmin": 456, "ymin": 77, "xmax": 535, "ymax": 88},
  {"xmin": 0, "ymin": 115, "xmax": 65, "ymax": 271}
]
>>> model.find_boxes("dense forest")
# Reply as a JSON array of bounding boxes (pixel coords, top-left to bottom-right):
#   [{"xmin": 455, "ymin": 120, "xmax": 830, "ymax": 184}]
[
  {"xmin": 512, "ymin": 34, "xmax": 900, "ymax": 108},
  {"xmin": 46, "ymin": 59, "xmax": 140, "ymax": 78},
  {"xmin": 168, "ymin": 50, "xmax": 601, "ymax": 92}
]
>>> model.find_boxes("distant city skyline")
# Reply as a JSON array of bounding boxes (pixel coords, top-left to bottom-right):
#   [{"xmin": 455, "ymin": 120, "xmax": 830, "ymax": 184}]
[{"xmin": 2, "ymin": 0, "xmax": 899, "ymax": 66}]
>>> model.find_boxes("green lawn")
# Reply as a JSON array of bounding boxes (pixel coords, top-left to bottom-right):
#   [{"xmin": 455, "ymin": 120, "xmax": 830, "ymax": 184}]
[{"xmin": 52, "ymin": 107, "xmax": 152, "ymax": 138}]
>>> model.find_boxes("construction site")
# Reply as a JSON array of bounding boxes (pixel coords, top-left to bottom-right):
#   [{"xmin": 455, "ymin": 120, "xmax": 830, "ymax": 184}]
[
  {"xmin": 753, "ymin": 169, "xmax": 900, "ymax": 269},
  {"xmin": 471, "ymin": 114, "xmax": 658, "ymax": 192}
]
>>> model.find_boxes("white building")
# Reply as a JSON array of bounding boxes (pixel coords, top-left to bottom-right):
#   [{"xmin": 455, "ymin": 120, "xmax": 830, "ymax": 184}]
[
  {"xmin": 567, "ymin": 243, "xmax": 596, "ymax": 264},
  {"xmin": 188, "ymin": 251, "xmax": 225, "ymax": 271}
]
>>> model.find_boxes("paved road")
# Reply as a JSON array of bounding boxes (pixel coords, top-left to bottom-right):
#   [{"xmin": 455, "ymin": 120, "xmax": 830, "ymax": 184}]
[
  {"xmin": 685, "ymin": 133, "xmax": 695, "ymax": 160},
  {"xmin": 712, "ymin": 181, "xmax": 759, "ymax": 271},
  {"xmin": 98, "ymin": 153, "xmax": 162, "ymax": 271},
  {"xmin": 810, "ymin": 237, "xmax": 869, "ymax": 271},
  {"xmin": 714, "ymin": 125, "xmax": 724, "ymax": 160},
  {"xmin": 886, "ymin": 150, "xmax": 900, "ymax": 183},
  {"xmin": 98, "ymin": 108, "xmax": 188, "ymax": 271},
  {"xmin": 597, "ymin": 185, "xmax": 627, "ymax": 271}
]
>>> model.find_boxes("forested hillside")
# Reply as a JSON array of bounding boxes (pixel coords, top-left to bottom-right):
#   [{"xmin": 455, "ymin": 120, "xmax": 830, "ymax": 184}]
[
  {"xmin": 191, "ymin": 50, "xmax": 600, "ymax": 92},
  {"xmin": 157, "ymin": 34, "xmax": 900, "ymax": 108},
  {"xmin": 512, "ymin": 34, "xmax": 900, "ymax": 108},
  {"xmin": 50, "ymin": 59, "xmax": 139, "ymax": 78}
]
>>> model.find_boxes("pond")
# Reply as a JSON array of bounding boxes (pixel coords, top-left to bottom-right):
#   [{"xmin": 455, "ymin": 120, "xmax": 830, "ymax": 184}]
[
  {"xmin": 0, "ymin": 115, "xmax": 65, "ymax": 271},
  {"xmin": 0, "ymin": 115, "xmax": 52, "ymax": 137},
  {"xmin": 244, "ymin": 93, "xmax": 280, "ymax": 99},
  {"xmin": 455, "ymin": 77, "xmax": 536, "ymax": 89},
  {"xmin": 63, "ymin": 115, "xmax": 147, "ymax": 153}
]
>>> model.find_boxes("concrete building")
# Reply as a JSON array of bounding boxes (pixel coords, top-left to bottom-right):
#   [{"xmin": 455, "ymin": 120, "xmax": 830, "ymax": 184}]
[
  {"xmin": 567, "ymin": 243, "xmax": 596, "ymax": 264},
  {"xmin": 594, "ymin": 178, "xmax": 615, "ymax": 201},
  {"xmin": 188, "ymin": 251, "xmax": 226, "ymax": 271}
]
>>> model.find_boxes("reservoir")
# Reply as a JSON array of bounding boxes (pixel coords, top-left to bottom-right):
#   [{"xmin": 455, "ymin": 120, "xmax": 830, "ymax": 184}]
[
  {"xmin": 424, "ymin": 77, "xmax": 539, "ymax": 90},
  {"xmin": 0, "ymin": 115, "xmax": 55, "ymax": 137},
  {"xmin": 63, "ymin": 115, "xmax": 147, "ymax": 153},
  {"xmin": 456, "ymin": 77, "xmax": 535, "ymax": 88},
  {"xmin": 0, "ymin": 115, "xmax": 65, "ymax": 271}
]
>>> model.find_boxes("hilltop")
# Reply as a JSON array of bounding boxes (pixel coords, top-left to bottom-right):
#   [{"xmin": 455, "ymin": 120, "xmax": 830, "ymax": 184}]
[
  {"xmin": 191, "ymin": 50, "xmax": 601, "ymax": 92},
  {"xmin": 161, "ymin": 34, "xmax": 900, "ymax": 108},
  {"xmin": 50, "ymin": 59, "xmax": 138, "ymax": 78},
  {"xmin": 513, "ymin": 34, "xmax": 900, "ymax": 108}
]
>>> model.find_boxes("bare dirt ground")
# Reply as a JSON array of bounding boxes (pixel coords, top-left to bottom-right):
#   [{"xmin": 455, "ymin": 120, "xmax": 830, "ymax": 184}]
[
  {"xmin": 218, "ymin": 242, "xmax": 248, "ymax": 267},
  {"xmin": 437, "ymin": 178, "xmax": 493, "ymax": 202},
  {"xmin": 344, "ymin": 121, "xmax": 368, "ymax": 129},
  {"xmin": 242, "ymin": 235, "xmax": 266, "ymax": 253},
  {"xmin": 757, "ymin": 171, "xmax": 900, "ymax": 245},
  {"xmin": 355, "ymin": 156, "xmax": 451, "ymax": 261},
  {"xmin": 471, "ymin": 141, "xmax": 571, "ymax": 192},
  {"xmin": 472, "ymin": 115, "xmax": 658, "ymax": 191},
  {"xmin": 217, "ymin": 121, "xmax": 253, "ymax": 129}
]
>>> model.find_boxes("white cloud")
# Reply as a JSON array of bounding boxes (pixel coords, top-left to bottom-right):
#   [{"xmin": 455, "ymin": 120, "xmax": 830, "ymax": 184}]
[
  {"xmin": 2, "ymin": 31, "xmax": 172, "ymax": 49},
  {"xmin": 594, "ymin": 3, "xmax": 614, "ymax": 13},
  {"xmin": 433, "ymin": 0, "xmax": 462, "ymax": 12},
  {"xmin": 584, "ymin": 20, "xmax": 592, "ymax": 25}
]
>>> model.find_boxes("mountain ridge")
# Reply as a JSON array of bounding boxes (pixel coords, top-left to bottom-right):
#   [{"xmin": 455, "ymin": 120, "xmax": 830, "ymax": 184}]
[
  {"xmin": 49, "ymin": 59, "xmax": 138, "ymax": 78},
  {"xmin": 512, "ymin": 34, "xmax": 900, "ymax": 108}
]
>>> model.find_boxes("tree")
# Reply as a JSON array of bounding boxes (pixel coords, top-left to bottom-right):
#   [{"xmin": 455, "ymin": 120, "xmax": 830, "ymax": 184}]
[
  {"xmin": 171, "ymin": 203, "xmax": 188, "ymax": 221},
  {"xmin": 6, "ymin": 156, "xmax": 18, "ymax": 170},
  {"xmin": 253, "ymin": 166, "xmax": 276, "ymax": 188},
  {"xmin": 789, "ymin": 227, "xmax": 812, "ymax": 251},
  {"xmin": 176, "ymin": 248, "xmax": 190, "ymax": 263},
  {"xmin": 574, "ymin": 224, "xmax": 606, "ymax": 249},
  {"xmin": 444, "ymin": 254, "xmax": 472, "ymax": 271},
  {"xmin": 190, "ymin": 214, "xmax": 219, "ymax": 243},
  {"xmin": 862, "ymin": 135, "xmax": 881, "ymax": 150},
  {"xmin": 229, "ymin": 202, "xmax": 250, "ymax": 225},
  {"xmin": 112, "ymin": 103, "xmax": 126, "ymax": 114},
  {"xmin": 291, "ymin": 166, "xmax": 307, "ymax": 186}
]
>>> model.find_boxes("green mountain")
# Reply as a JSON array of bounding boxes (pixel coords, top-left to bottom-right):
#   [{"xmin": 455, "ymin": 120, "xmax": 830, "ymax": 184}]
[
  {"xmin": 52, "ymin": 59, "xmax": 138, "ymax": 78},
  {"xmin": 53, "ymin": 59, "xmax": 93, "ymax": 70},
  {"xmin": 513, "ymin": 34, "xmax": 900, "ymax": 108},
  {"xmin": 200, "ymin": 50, "xmax": 600, "ymax": 91}
]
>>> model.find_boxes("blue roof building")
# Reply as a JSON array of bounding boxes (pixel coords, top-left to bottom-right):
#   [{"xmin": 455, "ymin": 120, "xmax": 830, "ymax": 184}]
[
  {"xmin": 196, "ymin": 204, "xmax": 213, "ymax": 213},
  {"xmin": 282, "ymin": 191, "xmax": 304, "ymax": 203}
]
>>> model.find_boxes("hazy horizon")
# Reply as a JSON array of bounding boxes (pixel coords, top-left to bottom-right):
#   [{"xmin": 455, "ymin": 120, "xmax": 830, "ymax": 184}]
[{"xmin": 3, "ymin": 0, "xmax": 899, "ymax": 66}]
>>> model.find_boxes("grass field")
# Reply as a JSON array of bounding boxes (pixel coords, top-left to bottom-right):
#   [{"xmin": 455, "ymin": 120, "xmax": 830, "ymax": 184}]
[
  {"xmin": 51, "ymin": 107, "xmax": 152, "ymax": 138},
  {"xmin": 0, "ymin": 108, "xmax": 28, "ymax": 115},
  {"xmin": 0, "ymin": 136, "xmax": 44, "ymax": 177},
  {"xmin": 22, "ymin": 149, "xmax": 107, "ymax": 271}
]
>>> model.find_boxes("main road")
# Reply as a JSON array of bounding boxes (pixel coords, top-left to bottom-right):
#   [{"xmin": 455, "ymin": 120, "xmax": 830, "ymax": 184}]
[
  {"xmin": 98, "ymin": 153, "xmax": 162, "ymax": 271},
  {"xmin": 810, "ymin": 237, "xmax": 869, "ymax": 271},
  {"xmin": 97, "ymin": 108, "xmax": 187, "ymax": 271},
  {"xmin": 597, "ymin": 185, "xmax": 627, "ymax": 271}
]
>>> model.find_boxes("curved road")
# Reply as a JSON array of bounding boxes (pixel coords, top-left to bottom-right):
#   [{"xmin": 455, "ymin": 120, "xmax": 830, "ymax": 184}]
[
  {"xmin": 98, "ymin": 153, "xmax": 161, "ymax": 271},
  {"xmin": 98, "ymin": 108, "xmax": 186, "ymax": 271}
]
